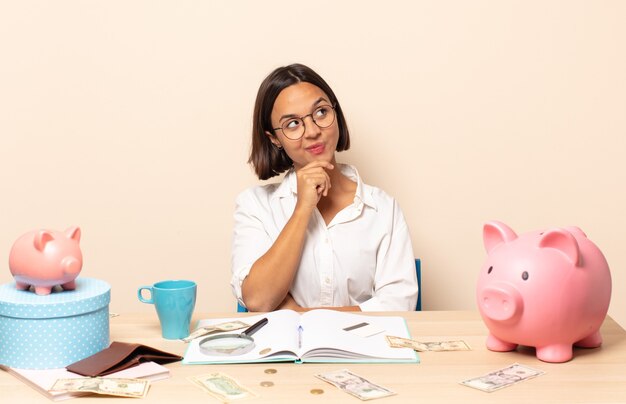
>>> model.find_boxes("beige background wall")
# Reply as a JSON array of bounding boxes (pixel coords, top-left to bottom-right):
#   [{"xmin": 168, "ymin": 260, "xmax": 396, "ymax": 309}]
[{"xmin": 1, "ymin": 1, "xmax": 624, "ymax": 327}]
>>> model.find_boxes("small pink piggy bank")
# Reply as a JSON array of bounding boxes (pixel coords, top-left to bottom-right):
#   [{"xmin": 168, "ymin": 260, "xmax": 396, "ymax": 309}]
[
  {"xmin": 477, "ymin": 221, "xmax": 611, "ymax": 363},
  {"xmin": 9, "ymin": 227, "xmax": 83, "ymax": 295}
]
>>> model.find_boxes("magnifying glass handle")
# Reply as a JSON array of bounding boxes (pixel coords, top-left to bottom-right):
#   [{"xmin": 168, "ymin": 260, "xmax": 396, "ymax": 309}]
[{"xmin": 243, "ymin": 317, "xmax": 268, "ymax": 337}]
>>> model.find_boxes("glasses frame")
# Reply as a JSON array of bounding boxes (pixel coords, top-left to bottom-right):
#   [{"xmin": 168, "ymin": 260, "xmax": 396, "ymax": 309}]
[{"xmin": 272, "ymin": 104, "xmax": 336, "ymax": 141}]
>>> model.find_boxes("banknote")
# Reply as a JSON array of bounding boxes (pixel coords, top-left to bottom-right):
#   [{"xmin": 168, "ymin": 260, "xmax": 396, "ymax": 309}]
[
  {"xmin": 417, "ymin": 340, "xmax": 471, "ymax": 351},
  {"xmin": 460, "ymin": 363, "xmax": 545, "ymax": 392},
  {"xmin": 315, "ymin": 369, "xmax": 395, "ymax": 401},
  {"xmin": 385, "ymin": 335, "xmax": 471, "ymax": 351},
  {"xmin": 50, "ymin": 377, "xmax": 150, "ymax": 398},
  {"xmin": 385, "ymin": 335, "xmax": 428, "ymax": 351},
  {"xmin": 183, "ymin": 320, "xmax": 250, "ymax": 342},
  {"xmin": 190, "ymin": 372, "xmax": 257, "ymax": 401}
]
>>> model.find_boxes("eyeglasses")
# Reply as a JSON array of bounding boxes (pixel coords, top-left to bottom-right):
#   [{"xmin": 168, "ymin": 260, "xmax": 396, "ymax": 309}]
[{"xmin": 273, "ymin": 105, "xmax": 336, "ymax": 140}]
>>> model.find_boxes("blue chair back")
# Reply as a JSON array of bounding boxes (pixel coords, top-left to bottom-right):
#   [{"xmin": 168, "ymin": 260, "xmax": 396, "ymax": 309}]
[
  {"xmin": 237, "ymin": 258, "xmax": 422, "ymax": 312},
  {"xmin": 415, "ymin": 258, "xmax": 422, "ymax": 311}
]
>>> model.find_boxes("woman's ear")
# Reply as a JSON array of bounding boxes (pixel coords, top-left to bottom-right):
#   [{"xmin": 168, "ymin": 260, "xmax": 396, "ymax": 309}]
[{"xmin": 265, "ymin": 131, "xmax": 283, "ymax": 149}]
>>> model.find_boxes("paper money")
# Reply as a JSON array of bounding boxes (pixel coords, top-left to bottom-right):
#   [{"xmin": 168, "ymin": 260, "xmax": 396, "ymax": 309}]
[
  {"xmin": 386, "ymin": 335, "xmax": 471, "ymax": 351},
  {"xmin": 315, "ymin": 369, "xmax": 395, "ymax": 401},
  {"xmin": 190, "ymin": 372, "xmax": 257, "ymax": 401},
  {"xmin": 385, "ymin": 335, "xmax": 427, "ymax": 351},
  {"xmin": 50, "ymin": 377, "xmax": 150, "ymax": 398},
  {"xmin": 460, "ymin": 363, "xmax": 545, "ymax": 392},
  {"xmin": 418, "ymin": 340, "xmax": 471, "ymax": 352},
  {"xmin": 183, "ymin": 320, "xmax": 250, "ymax": 342}
]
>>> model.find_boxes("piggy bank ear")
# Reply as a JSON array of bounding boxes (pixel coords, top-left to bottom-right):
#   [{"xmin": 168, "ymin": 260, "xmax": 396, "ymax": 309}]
[
  {"xmin": 34, "ymin": 230, "xmax": 55, "ymax": 252},
  {"xmin": 483, "ymin": 221, "xmax": 517, "ymax": 253},
  {"xmin": 65, "ymin": 227, "xmax": 82, "ymax": 243},
  {"xmin": 564, "ymin": 226, "xmax": 587, "ymax": 239},
  {"xmin": 539, "ymin": 228, "xmax": 581, "ymax": 267}
]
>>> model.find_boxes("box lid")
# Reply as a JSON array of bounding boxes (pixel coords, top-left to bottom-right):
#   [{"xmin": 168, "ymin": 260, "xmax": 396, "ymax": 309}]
[{"xmin": 0, "ymin": 277, "xmax": 110, "ymax": 319}]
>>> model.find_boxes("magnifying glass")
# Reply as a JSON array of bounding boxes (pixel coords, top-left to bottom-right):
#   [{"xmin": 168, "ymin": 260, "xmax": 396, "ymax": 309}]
[{"xmin": 198, "ymin": 317, "xmax": 269, "ymax": 356}]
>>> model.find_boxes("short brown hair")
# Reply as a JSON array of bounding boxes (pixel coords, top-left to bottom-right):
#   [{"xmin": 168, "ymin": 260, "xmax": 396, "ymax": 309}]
[{"xmin": 249, "ymin": 64, "xmax": 350, "ymax": 180}]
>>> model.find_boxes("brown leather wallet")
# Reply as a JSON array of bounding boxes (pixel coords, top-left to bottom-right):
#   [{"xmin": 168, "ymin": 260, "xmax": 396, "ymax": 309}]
[{"xmin": 66, "ymin": 341, "xmax": 183, "ymax": 376}]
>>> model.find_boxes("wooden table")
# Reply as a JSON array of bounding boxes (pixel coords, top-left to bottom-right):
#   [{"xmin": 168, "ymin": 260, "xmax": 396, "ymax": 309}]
[{"xmin": 1, "ymin": 311, "xmax": 625, "ymax": 403}]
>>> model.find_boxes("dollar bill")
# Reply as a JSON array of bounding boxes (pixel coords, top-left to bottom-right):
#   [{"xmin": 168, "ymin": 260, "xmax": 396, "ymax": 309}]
[
  {"xmin": 183, "ymin": 320, "xmax": 250, "ymax": 342},
  {"xmin": 418, "ymin": 340, "xmax": 471, "ymax": 351},
  {"xmin": 385, "ymin": 335, "xmax": 428, "ymax": 351},
  {"xmin": 460, "ymin": 363, "xmax": 545, "ymax": 392},
  {"xmin": 190, "ymin": 372, "xmax": 257, "ymax": 401},
  {"xmin": 315, "ymin": 369, "xmax": 395, "ymax": 401},
  {"xmin": 50, "ymin": 377, "xmax": 150, "ymax": 398},
  {"xmin": 385, "ymin": 335, "xmax": 471, "ymax": 351}
]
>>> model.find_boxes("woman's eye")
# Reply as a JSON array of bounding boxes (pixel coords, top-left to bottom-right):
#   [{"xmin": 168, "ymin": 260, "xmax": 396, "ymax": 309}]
[
  {"xmin": 315, "ymin": 107, "xmax": 328, "ymax": 117},
  {"xmin": 285, "ymin": 119, "xmax": 301, "ymax": 129}
]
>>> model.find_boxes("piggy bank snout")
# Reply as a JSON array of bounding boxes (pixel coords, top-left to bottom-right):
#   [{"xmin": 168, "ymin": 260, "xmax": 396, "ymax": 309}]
[
  {"xmin": 62, "ymin": 256, "xmax": 82, "ymax": 275},
  {"xmin": 479, "ymin": 283, "xmax": 523, "ymax": 323}
]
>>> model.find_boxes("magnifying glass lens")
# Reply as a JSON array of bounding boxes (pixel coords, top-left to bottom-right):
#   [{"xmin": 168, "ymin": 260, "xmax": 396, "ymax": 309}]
[
  {"xmin": 200, "ymin": 336, "xmax": 254, "ymax": 356},
  {"xmin": 199, "ymin": 317, "xmax": 268, "ymax": 356}
]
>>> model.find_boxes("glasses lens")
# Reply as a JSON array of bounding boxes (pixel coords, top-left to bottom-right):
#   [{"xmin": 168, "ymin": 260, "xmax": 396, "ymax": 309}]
[
  {"xmin": 281, "ymin": 118, "xmax": 305, "ymax": 140},
  {"xmin": 312, "ymin": 105, "xmax": 335, "ymax": 128}
]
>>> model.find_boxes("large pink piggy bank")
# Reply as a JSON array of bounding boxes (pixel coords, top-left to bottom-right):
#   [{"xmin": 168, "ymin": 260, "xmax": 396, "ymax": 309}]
[
  {"xmin": 477, "ymin": 221, "xmax": 611, "ymax": 363},
  {"xmin": 9, "ymin": 227, "xmax": 83, "ymax": 295}
]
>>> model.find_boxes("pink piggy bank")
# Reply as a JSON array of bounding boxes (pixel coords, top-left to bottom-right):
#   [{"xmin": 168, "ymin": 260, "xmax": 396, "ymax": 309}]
[
  {"xmin": 9, "ymin": 227, "xmax": 83, "ymax": 295},
  {"xmin": 477, "ymin": 221, "xmax": 611, "ymax": 363}
]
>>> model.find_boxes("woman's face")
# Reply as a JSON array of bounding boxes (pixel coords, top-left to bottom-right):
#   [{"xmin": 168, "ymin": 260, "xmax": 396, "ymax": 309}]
[{"xmin": 267, "ymin": 82, "xmax": 339, "ymax": 170}]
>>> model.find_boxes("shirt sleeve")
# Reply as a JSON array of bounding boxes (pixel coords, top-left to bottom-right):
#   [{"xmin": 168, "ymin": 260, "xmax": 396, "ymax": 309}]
[
  {"xmin": 230, "ymin": 189, "xmax": 274, "ymax": 307},
  {"xmin": 358, "ymin": 199, "xmax": 418, "ymax": 311}
]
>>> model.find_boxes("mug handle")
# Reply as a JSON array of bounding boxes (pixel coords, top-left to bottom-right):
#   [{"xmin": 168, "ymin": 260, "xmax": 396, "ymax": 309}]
[{"xmin": 137, "ymin": 286, "xmax": 154, "ymax": 304}]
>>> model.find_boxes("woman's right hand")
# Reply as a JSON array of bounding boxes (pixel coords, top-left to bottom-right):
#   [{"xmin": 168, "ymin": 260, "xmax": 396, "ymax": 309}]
[{"xmin": 294, "ymin": 161, "xmax": 334, "ymax": 211}]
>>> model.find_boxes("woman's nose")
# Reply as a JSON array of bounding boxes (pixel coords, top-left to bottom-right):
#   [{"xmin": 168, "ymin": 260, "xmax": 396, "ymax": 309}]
[{"xmin": 302, "ymin": 115, "xmax": 321, "ymax": 138}]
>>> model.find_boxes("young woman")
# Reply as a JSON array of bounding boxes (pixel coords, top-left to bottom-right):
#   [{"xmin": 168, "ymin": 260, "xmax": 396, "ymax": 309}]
[{"xmin": 231, "ymin": 64, "xmax": 417, "ymax": 312}]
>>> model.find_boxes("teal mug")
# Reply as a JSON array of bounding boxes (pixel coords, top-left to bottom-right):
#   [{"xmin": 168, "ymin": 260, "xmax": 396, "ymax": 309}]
[{"xmin": 138, "ymin": 280, "xmax": 197, "ymax": 339}]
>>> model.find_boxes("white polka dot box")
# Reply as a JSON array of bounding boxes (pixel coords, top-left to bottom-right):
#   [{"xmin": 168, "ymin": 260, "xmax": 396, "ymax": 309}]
[{"xmin": 0, "ymin": 277, "xmax": 110, "ymax": 369}]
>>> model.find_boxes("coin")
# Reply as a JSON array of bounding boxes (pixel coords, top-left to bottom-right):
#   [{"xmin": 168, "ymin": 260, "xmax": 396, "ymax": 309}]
[
  {"xmin": 264, "ymin": 368, "xmax": 277, "ymax": 374},
  {"xmin": 260, "ymin": 381, "xmax": 274, "ymax": 387},
  {"xmin": 259, "ymin": 348, "xmax": 271, "ymax": 355},
  {"xmin": 310, "ymin": 388, "xmax": 324, "ymax": 395}
]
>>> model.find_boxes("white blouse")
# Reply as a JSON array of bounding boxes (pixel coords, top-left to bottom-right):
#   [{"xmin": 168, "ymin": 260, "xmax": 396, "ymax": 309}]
[{"xmin": 231, "ymin": 164, "xmax": 418, "ymax": 311}]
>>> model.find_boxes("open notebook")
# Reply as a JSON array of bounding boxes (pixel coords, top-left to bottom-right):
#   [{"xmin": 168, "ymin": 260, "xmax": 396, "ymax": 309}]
[{"xmin": 183, "ymin": 309, "xmax": 418, "ymax": 365}]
